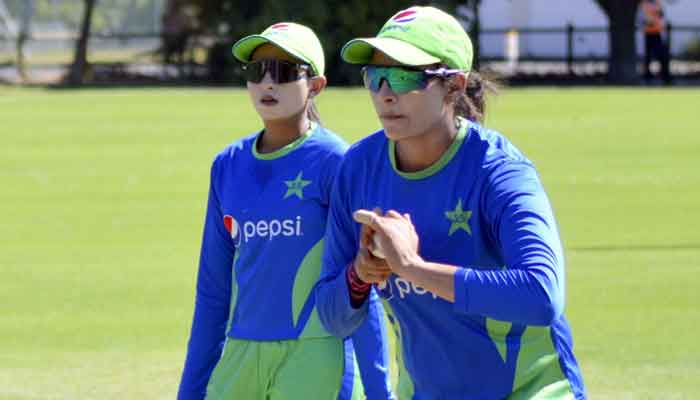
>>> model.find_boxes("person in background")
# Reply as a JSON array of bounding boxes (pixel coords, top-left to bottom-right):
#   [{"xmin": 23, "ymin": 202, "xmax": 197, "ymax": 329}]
[{"xmin": 640, "ymin": 0, "xmax": 672, "ymax": 84}]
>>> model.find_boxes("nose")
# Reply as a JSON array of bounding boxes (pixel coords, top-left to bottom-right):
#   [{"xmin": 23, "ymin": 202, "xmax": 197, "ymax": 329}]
[
  {"xmin": 376, "ymin": 79, "xmax": 397, "ymax": 104},
  {"xmin": 260, "ymin": 71, "xmax": 275, "ymax": 89}
]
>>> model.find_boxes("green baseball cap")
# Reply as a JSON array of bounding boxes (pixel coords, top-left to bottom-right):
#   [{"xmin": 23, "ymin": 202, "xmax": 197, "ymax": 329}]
[
  {"xmin": 232, "ymin": 22, "xmax": 325, "ymax": 76},
  {"xmin": 341, "ymin": 6, "xmax": 473, "ymax": 72}
]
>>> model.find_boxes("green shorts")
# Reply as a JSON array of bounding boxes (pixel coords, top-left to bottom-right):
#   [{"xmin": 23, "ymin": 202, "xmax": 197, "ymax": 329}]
[{"xmin": 206, "ymin": 336, "xmax": 362, "ymax": 400}]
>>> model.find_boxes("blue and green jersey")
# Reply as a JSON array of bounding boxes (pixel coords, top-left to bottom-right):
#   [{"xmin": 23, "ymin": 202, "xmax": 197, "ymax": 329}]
[
  {"xmin": 178, "ymin": 124, "xmax": 393, "ymax": 400},
  {"xmin": 316, "ymin": 118, "xmax": 586, "ymax": 399}
]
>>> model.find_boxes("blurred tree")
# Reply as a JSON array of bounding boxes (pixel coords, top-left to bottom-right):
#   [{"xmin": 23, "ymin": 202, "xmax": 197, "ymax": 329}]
[
  {"xmin": 101, "ymin": 0, "xmax": 157, "ymax": 34},
  {"xmin": 0, "ymin": 0, "xmax": 31, "ymax": 81},
  {"xmin": 67, "ymin": 0, "xmax": 96, "ymax": 85},
  {"xmin": 28, "ymin": 0, "xmax": 157, "ymax": 33},
  {"xmin": 184, "ymin": 0, "xmax": 462, "ymax": 84},
  {"xmin": 466, "ymin": 0, "xmax": 481, "ymax": 70},
  {"xmin": 15, "ymin": 0, "xmax": 34, "ymax": 82},
  {"xmin": 594, "ymin": 0, "xmax": 643, "ymax": 83},
  {"xmin": 32, "ymin": 0, "xmax": 83, "ymax": 31}
]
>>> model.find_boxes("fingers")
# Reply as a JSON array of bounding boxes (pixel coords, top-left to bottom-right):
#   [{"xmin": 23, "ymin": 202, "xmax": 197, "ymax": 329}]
[
  {"xmin": 386, "ymin": 209, "xmax": 403, "ymax": 219},
  {"xmin": 354, "ymin": 209, "xmax": 389, "ymax": 238},
  {"xmin": 353, "ymin": 209, "xmax": 378, "ymax": 226},
  {"xmin": 364, "ymin": 272, "xmax": 392, "ymax": 283},
  {"xmin": 355, "ymin": 209, "xmax": 415, "ymax": 252},
  {"xmin": 358, "ymin": 266, "xmax": 392, "ymax": 283},
  {"xmin": 359, "ymin": 222, "xmax": 374, "ymax": 248},
  {"xmin": 356, "ymin": 248, "xmax": 391, "ymax": 270},
  {"xmin": 355, "ymin": 248, "xmax": 392, "ymax": 283},
  {"xmin": 386, "ymin": 210, "xmax": 413, "ymax": 226}
]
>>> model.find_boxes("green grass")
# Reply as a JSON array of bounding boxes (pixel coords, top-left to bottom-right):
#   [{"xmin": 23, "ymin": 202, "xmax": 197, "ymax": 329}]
[{"xmin": 1, "ymin": 86, "xmax": 699, "ymax": 399}]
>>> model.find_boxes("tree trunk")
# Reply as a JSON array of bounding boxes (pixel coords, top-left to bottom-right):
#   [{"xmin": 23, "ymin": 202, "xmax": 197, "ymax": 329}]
[
  {"xmin": 67, "ymin": 0, "xmax": 96, "ymax": 85},
  {"xmin": 470, "ymin": 0, "xmax": 481, "ymax": 71},
  {"xmin": 16, "ymin": 0, "xmax": 34, "ymax": 83},
  {"xmin": 595, "ymin": 0, "xmax": 642, "ymax": 83}
]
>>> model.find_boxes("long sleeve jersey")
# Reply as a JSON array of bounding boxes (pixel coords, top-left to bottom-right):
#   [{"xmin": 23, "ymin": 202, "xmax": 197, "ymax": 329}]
[
  {"xmin": 178, "ymin": 124, "xmax": 393, "ymax": 399},
  {"xmin": 316, "ymin": 118, "xmax": 586, "ymax": 400}
]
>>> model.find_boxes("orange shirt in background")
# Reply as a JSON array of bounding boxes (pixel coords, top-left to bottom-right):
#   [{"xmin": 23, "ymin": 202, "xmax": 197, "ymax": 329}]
[{"xmin": 642, "ymin": 0, "xmax": 665, "ymax": 34}]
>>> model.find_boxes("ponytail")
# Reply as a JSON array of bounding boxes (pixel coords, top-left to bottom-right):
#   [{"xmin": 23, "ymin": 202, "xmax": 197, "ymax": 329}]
[
  {"xmin": 307, "ymin": 99, "xmax": 322, "ymax": 124},
  {"xmin": 453, "ymin": 71, "xmax": 499, "ymax": 123}
]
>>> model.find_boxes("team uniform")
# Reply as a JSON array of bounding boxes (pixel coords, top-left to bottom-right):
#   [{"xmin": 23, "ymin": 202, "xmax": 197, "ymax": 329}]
[
  {"xmin": 317, "ymin": 118, "xmax": 587, "ymax": 399},
  {"xmin": 178, "ymin": 124, "xmax": 394, "ymax": 400}
]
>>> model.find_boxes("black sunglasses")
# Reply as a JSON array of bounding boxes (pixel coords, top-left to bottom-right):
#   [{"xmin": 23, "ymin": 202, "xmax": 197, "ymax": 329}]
[{"xmin": 242, "ymin": 59, "xmax": 313, "ymax": 84}]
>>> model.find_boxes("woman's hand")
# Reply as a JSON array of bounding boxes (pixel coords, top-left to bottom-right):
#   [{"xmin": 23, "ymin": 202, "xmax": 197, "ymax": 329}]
[
  {"xmin": 352, "ymin": 220, "xmax": 393, "ymax": 284},
  {"xmin": 354, "ymin": 208, "xmax": 458, "ymax": 302},
  {"xmin": 353, "ymin": 209, "xmax": 422, "ymax": 275}
]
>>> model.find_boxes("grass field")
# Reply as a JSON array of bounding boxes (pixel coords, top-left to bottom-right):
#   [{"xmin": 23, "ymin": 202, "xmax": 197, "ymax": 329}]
[{"xmin": 1, "ymin": 86, "xmax": 699, "ymax": 399}]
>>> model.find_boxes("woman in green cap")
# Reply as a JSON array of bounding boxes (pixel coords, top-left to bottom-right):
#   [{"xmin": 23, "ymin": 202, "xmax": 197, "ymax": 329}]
[
  {"xmin": 316, "ymin": 6, "xmax": 586, "ymax": 400},
  {"xmin": 177, "ymin": 22, "xmax": 394, "ymax": 400}
]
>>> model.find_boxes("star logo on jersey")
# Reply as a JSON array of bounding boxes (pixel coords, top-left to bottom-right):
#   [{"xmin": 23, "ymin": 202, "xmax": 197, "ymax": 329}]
[
  {"xmin": 284, "ymin": 171, "xmax": 311, "ymax": 199},
  {"xmin": 445, "ymin": 198, "xmax": 472, "ymax": 236}
]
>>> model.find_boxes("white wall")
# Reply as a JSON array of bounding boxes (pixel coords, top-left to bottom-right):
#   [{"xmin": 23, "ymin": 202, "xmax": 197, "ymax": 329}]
[{"xmin": 477, "ymin": 0, "xmax": 700, "ymax": 58}]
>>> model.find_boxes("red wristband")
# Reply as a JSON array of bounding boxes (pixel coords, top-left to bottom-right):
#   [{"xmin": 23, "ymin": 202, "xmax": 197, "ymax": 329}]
[
  {"xmin": 346, "ymin": 263, "xmax": 371, "ymax": 307},
  {"xmin": 347, "ymin": 263, "xmax": 370, "ymax": 290}
]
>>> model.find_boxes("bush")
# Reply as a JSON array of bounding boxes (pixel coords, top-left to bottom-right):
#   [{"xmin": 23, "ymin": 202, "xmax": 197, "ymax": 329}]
[
  {"xmin": 681, "ymin": 36, "xmax": 700, "ymax": 60},
  {"xmin": 186, "ymin": 0, "xmax": 462, "ymax": 84}
]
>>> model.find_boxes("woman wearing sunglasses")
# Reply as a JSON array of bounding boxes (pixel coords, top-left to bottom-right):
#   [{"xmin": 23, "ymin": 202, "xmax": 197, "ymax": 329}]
[
  {"xmin": 316, "ymin": 6, "xmax": 586, "ymax": 400},
  {"xmin": 177, "ymin": 23, "xmax": 394, "ymax": 400}
]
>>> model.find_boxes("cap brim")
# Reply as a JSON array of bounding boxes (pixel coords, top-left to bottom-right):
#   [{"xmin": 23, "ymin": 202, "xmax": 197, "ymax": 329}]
[
  {"xmin": 341, "ymin": 37, "xmax": 440, "ymax": 66},
  {"xmin": 232, "ymin": 35, "xmax": 309, "ymax": 67}
]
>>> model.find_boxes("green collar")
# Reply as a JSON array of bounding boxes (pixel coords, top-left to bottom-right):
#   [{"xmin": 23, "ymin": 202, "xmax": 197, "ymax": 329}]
[
  {"xmin": 389, "ymin": 118, "xmax": 469, "ymax": 180},
  {"xmin": 252, "ymin": 122, "xmax": 317, "ymax": 160}
]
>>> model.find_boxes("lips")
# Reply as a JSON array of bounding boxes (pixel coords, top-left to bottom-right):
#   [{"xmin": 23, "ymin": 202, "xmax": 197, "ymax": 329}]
[
  {"xmin": 380, "ymin": 113, "xmax": 405, "ymax": 121},
  {"xmin": 260, "ymin": 95, "xmax": 278, "ymax": 106}
]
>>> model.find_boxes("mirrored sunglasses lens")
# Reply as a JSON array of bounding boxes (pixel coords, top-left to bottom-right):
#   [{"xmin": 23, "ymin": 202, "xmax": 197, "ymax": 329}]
[
  {"xmin": 363, "ymin": 67, "xmax": 384, "ymax": 92},
  {"xmin": 361, "ymin": 67, "xmax": 373, "ymax": 91},
  {"xmin": 362, "ymin": 67, "xmax": 428, "ymax": 94},
  {"xmin": 388, "ymin": 69, "xmax": 426, "ymax": 94}
]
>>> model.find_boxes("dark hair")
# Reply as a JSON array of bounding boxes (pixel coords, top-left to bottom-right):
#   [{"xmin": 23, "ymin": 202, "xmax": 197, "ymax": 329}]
[{"xmin": 452, "ymin": 71, "xmax": 499, "ymax": 123}]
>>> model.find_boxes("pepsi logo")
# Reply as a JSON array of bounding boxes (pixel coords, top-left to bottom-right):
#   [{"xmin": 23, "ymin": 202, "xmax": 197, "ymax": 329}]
[
  {"xmin": 392, "ymin": 9, "xmax": 417, "ymax": 24},
  {"xmin": 223, "ymin": 214, "xmax": 239, "ymax": 239},
  {"xmin": 270, "ymin": 23, "xmax": 289, "ymax": 31}
]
